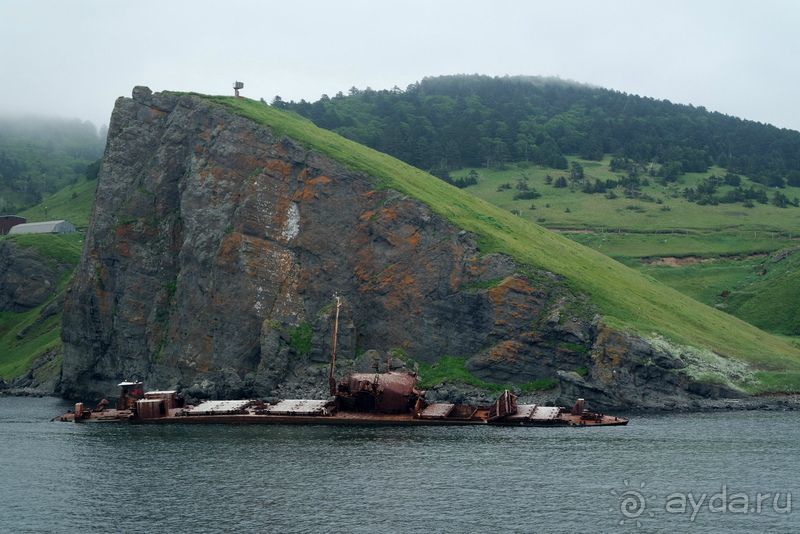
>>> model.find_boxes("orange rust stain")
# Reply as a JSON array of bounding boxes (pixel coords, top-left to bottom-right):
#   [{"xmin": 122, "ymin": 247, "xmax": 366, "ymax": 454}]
[
  {"xmin": 487, "ymin": 276, "xmax": 534, "ymax": 305},
  {"xmin": 293, "ymin": 174, "xmax": 331, "ymax": 202},
  {"xmin": 504, "ymin": 276, "xmax": 534, "ymax": 294},
  {"xmin": 308, "ymin": 175, "xmax": 331, "ymax": 185},
  {"xmin": 145, "ymin": 108, "xmax": 166, "ymax": 122},
  {"xmin": 93, "ymin": 263, "xmax": 112, "ymax": 315},
  {"xmin": 487, "ymin": 340, "xmax": 524, "ymax": 362},
  {"xmin": 294, "ymin": 185, "xmax": 316, "ymax": 202},
  {"xmin": 464, "ymin": 257, "xmax": 482, "ymax": 276},
  {"xmin": 359, "ymin": 210, "xmax": 375, "ymax": 222},
  {"xmin": 353, "ymin": 266, "xmax": 371, "ymax": 284},
  {"xmin": 405, "ymin": 231, "xmax": 420, "ymax": 248},
  {"xmin": 265, "ymin": 159, "xmax": 292, "ymax": 178},
  {"xmin": 115, "ymin": 224, "xmax": 133, "ymax": 239},
  {"xmin": 217, "ymin": 232, "xmax": 242, "ymax": 268},
  {"xmin": 114, "ymin": 225, "xmax": 135, "ymax": 257},
  {"xmin": 400, "ymin": 274, "xmax": 416, "ymax": 287},
  {"xmin": 380, "ymin": 206, "xmax": 398, "ymax": 222},
  {"xmin": 272, "ymin": 196, "xmax": 291, "ymax": 231},
  {"xmin": 240, "ymin": 234, "xmax": 277, "ymax": 273},
  {"xmin": 212, "ymin": 165, "xmax": 246, "ymax": 184}
]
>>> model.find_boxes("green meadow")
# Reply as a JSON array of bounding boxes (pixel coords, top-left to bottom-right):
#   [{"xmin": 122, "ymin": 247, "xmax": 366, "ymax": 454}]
[
  {"xmin": 20, "ymin": 177, "xmax": 97, "ymax": 229},
  {"xmin": 452, "ymin": 158, "xmax": 800, "ymax": 239}
]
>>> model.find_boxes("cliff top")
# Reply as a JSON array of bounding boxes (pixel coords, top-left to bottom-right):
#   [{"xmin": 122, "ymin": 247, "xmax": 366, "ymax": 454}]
[{"xmin": 191, "ymin": 92, "xmax": 800, "ymax": 391}]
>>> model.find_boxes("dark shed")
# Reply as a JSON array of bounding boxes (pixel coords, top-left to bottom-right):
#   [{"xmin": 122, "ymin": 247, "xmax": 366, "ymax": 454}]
[{"xmin": 0, "ymin": 215, "xmax": 26, "ymax": 235}]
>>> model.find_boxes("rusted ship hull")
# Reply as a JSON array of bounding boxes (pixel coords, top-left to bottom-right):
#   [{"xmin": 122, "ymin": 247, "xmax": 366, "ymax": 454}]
[{"xmin": 55, "ymin": 402, "xmax": 628, "ymax": 427}]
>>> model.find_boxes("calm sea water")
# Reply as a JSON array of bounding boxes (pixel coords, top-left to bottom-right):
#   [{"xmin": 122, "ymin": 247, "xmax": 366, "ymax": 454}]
[{"xmin": 0, "ymin": 397, "xmax": 798, "ymax": 533}]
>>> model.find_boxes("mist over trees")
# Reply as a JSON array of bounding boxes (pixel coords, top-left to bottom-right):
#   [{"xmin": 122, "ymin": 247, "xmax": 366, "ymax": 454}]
[
  {"xmin": 279, "ymin": 75, "xmax": 800, "ymax": 187},
  {"xmin": 0, "ymin": 116, "xmax": 104, "ymax": 213}
]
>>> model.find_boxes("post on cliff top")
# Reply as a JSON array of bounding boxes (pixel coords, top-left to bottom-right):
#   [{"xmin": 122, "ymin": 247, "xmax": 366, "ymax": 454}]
[
  {"xmin": 328, "ymin": 295, "xmax": 342, "ymax": 396},
  {"xmin": 233, "ymin": 81, "xmax": 244, "ymax": 98}
]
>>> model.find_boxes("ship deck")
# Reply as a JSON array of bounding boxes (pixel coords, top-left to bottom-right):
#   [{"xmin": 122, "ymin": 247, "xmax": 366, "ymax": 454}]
[{"xmin": 55, "ymin": 405, "xmax": 628, "ymax": 427}]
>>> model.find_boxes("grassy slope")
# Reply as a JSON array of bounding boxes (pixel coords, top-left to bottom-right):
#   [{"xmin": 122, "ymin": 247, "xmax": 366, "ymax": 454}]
[
  {"xmin": 453, "ymin": 160, "xmax": 799, "ymax": 259},
  {"xmin": 639, "ymin": 252, "xmax": 800, "ymax": 337},
  {"xmin": 568, "ymin": 232, "xmax": 791, "ymax": 260},
  {"xmin": 453, "ymin": 159, "xmax": 800, "ymax": 237},
  {"xmin": 20, "ymin": 177, "xmax": 97, "ymax": 229},
  {"xmin": 724, "ymin": 253, "xmax": 800, "ymax": 336},
  {"xmin": 0, "ymin": 233, "xmax": 84, "ymax": 379},
  {"xmin": 637, "ymin": 257, "xmax": 763, "ymax": 308},
  {"xmin": 416, "ymin": 356, "xmax": 557, "ymax": 393},
  {"xmin": 203, "ymin": 95, "xmax": 800, "ymax": 391}
]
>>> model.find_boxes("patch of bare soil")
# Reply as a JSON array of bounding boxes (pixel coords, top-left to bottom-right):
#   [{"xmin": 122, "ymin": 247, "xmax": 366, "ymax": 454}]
[{"xmin": 641, "ymin": 253, "xmax": 768, "ymax": 267}]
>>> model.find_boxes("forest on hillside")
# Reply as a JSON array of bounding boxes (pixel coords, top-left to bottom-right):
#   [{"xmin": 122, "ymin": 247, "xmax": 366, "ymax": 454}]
[
  {"xmin": 0, "ymin": 117, "xmax": 105, "ymax": 214},
  {"xmin": 279, "ymin": 75, "xmax": 800, "ymax": 188}
]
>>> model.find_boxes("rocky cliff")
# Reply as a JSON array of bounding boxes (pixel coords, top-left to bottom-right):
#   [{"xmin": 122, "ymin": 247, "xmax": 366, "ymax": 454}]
[
  {"xmin": 0, "ymin": 240, "xmax": 67, "ymax": 312},
  {"xmin": 59, "ymin": 88, "xmax": 745, "ymax": 409}
]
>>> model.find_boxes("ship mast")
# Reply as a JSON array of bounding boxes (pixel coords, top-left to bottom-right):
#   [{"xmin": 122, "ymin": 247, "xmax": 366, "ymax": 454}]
[{"xmin": 328, "ymin": 295, "xmax": 342, "ymax": 396}]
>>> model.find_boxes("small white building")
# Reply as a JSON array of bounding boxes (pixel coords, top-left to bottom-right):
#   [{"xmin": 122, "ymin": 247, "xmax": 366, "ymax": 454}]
[{"xmin": 8, "ymin": 220, "xmax": 77, "ymax": 235}]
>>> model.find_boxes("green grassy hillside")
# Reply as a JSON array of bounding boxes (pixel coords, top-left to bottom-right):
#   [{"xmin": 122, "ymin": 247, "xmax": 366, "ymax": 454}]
[
  {"xmin": 20, "ymin": 177, "xmax": 97, "ymax": 229},
  {"xmin": 0, "ymin": 233, "xmax": 84, "ymax": 380},
  {"xmin": 722, "ymin": 251, "xmax": 800, "ymax": 336},
  {"xmin": 638, "ymin": 250, "xmax": 800, "ymax": 337},
  {"xmin": 452, "ymin": 160, "xmax": 800, "ymax": 255},
  {"xmin": 204, "ymin": 95, "xmax": 800, "ymax": 392},
  {"xmin": 1, "ymin": 179, "xmax": 91, "ymax": 383}
]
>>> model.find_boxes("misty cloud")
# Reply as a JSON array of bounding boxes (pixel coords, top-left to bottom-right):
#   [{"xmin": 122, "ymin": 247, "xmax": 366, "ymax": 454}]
[{"xmin": 1, "ymin": 0, "xmax": 798, "ymax": 131}]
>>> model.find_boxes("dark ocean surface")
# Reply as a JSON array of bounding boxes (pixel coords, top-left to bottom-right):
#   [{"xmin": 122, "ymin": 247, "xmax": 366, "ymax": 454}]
[{"xmin": 1, "ymin": 397, "xmax": 797, "ymax": 533}]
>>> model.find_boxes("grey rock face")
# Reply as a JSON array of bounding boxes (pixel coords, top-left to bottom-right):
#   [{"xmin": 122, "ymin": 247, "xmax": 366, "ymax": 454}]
[
  {"xmin": 0, "ymin": 241, "xmax": 66, "ymax": 312},
  {"xmin": 7, "ymin": 348, "xmax": 61, "ymax": 394},
  {"xmin": 59, "ymin": 89, "xmax": 740, "ymax": 409}
]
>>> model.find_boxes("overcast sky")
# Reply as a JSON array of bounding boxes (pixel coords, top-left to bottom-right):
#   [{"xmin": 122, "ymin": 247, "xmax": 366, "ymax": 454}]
[{"xmin": 2, "ymin": 0, "xmax": 799, "ymax": 131}]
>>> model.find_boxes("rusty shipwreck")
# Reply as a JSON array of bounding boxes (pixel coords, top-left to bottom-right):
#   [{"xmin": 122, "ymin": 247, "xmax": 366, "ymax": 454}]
[{"xmin": 56, "ymin": 298, "xmax": 627, "ymax": 427}]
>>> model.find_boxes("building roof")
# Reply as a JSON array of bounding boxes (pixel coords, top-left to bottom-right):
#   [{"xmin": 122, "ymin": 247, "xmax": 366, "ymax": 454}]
[{"xmin": 7, "ymin": 220, "xmax": 72, "ymax": 234}]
